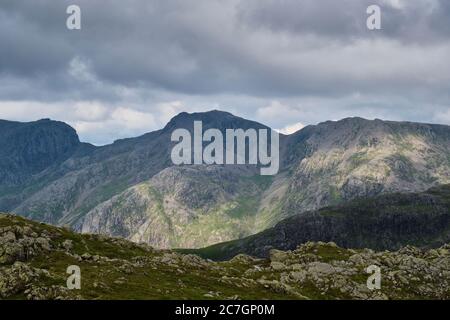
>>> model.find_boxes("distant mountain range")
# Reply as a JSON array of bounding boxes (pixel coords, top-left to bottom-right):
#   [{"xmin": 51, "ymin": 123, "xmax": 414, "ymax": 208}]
[{"xmin": 1, "ymin": 111, "xmax": 449, "ymax": 249}]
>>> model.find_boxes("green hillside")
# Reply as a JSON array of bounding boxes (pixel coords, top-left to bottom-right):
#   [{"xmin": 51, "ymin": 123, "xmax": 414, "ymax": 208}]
[{"xmin": 1, "ymin": 213, "xmax": 449, "ymax": 300}]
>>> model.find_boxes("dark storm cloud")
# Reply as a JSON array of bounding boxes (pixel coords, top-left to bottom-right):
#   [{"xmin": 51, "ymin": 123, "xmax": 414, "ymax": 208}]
[
  {"xmin": 0, "ymin": 0, "xmax": 449, "ymax": 144},
  {"xmin": 0, "ymin": 0, "xmax": 449, "ymax": 99},
  {"xmin": 238, "ymin": 0, "xmax": 450, "ymax": 42}
]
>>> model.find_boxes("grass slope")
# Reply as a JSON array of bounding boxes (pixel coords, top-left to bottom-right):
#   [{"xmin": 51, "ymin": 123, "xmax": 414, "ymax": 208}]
[{"xmin": 1, "ymin": 213, "xmax": 449, "ymax": 300}]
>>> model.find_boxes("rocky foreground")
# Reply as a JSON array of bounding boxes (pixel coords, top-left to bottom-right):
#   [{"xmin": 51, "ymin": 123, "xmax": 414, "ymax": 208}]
[{"xmin": 1, "ymin": 213, "xmax": 449, "ymax": 300}]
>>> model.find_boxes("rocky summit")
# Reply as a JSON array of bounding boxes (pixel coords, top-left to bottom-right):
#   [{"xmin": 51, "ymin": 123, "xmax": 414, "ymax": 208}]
[
  {"xmin": 1, "ymin": 214, "xmax": 449, "ymax": 300},
  {"xmin": 1, "ymin": 111, "xmax": 449, "ymax": 249}
]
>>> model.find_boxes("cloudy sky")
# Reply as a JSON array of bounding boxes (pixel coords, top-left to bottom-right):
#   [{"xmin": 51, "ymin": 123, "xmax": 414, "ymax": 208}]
[{"xmin": 1, "ymin": 0, "xmax": 449, "ymax": 145}]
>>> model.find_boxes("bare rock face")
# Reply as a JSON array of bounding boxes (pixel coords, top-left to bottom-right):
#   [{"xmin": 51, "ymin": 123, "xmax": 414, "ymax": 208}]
[
  {"xmin": 0, "ymin": 119, "xmax": 81, "ymax": 186},
  {"xmin": 81, "ymin": 165, "xmax": 269, "ymax": 248}
]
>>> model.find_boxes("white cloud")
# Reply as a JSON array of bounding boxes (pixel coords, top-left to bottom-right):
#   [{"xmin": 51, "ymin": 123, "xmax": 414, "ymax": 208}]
[
  {"xmin": 0, "ymin": 101, "xmax": 65, "ymax": 120},
  {"xmin": 68, "ymin": 57, "xmax": 97, "ymax": 83},
  {"xmin": 156, "ymin": 101, "xmax": 185, "ymax": 125},
  {"xmin": 381, "ymin": 0, "xmax": 405, "ymax": 9},
  {"xmin": 111, "ymin": 107, "xmax": 156, "ymax": 130},
  {"xmin": 74, "ymin": 102, "xmax": 108, "ymax": 121},
  {"xmin": 256, "ymin": 101, "xmax": 306, "ymax": 127},
  {"xmin": 277, "ymin": 122, "xmax": 305, "ymax": 135},
  {"xmin": 71, "ymin": 107, "xmax": 158, "ymax": 145},
  {"xmin": 432, "ymin": 108, "xmax": 450, "ymax": 125}
]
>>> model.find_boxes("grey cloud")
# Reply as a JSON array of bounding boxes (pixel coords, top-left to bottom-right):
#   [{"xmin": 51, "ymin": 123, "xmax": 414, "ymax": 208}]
[
  {"xmin": 0, "ymin": 0, "xmax": 449, "ymax": 144},
  {"xmin": 238, "ymin": 0, "xmax": 450, "ymax": 43},
  {"xmin": 1, "ymin": 0, "xmax": 449, "ymax": 98}
]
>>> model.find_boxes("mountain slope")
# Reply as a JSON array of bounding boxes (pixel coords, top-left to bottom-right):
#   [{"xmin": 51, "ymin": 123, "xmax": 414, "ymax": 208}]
[
  {"xmin": 0, "ymin": 111, "xmax": 272, "ymax": 227},
  {"xmin": 1, "ymin": 112, "xmax": 450, "ymax": 249},
  {"xmin": 79, "ymin": 115, "xmax": 450, "ymax": 248},
  {"xmin": 192, "ymin": 184, "xmax": 450, "ymax": 260},
  {"xmin": 1, "ymin": 213, "xmax": 449, "ymax": 300},
  {"xmin": 277, "ymin": 117, "xmax": 450, "ymax": 221},
  {"xmin": 81, "ymin": 166, "xmax": 272, "ymax": 248}
]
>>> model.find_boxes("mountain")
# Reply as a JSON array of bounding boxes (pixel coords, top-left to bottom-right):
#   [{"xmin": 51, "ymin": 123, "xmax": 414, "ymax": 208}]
[
  {"xmin": 0, "ymin": 111, "xmax": 450, "ymax": 249},
  {"xmin": 81, "ymin": 166, "xmax": 272, "ymax": 248},
  {"xmin": 191, "ymin": 184, "xmax": 450, "ymax": 260},
  {"xmin": 0, "ymin": 111, "xmax": 269, "ymax": 228},
  {"xmin": 0, "ymin": 119, "xmax": 83, "ymax": 187},
  {"xmin": 79, "ymin": 114, "xmax": 450, "ymax": 248},
  {"xmin": 277, "ymin": 117, "xmax": 450, "ymax": 223},
  {"xmin": 1, "ymin": 213, "xmax": 449, "ymax": 300}
]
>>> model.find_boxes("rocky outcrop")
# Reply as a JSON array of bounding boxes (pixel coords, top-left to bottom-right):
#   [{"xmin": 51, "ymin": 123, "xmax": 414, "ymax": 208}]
[
  {"xmin": 262, "ymin": 241, "xmax": 450, "ymax": 300},
  {"xmin": 0, "ymin": 223, "xmax": 52, "ymax": 264}
]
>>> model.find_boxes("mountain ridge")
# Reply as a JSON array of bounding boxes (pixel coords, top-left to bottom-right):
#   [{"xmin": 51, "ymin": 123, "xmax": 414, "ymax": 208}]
[{"xmin": 1, "ymin": 110, "xmax": 449, "ymax": 249}]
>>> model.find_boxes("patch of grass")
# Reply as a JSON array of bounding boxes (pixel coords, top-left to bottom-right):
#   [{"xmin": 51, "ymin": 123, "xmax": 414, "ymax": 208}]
[
  {"xmin": 348, "ymin": 152, "xmax": 369, "ymax": 170},
  {"xmin": 315, "ymin": 245, "xmax": 352, "ymax": 263},
  {"xmin": 225, "ymin": 196, "xmax": 260, "ymax": 219}
]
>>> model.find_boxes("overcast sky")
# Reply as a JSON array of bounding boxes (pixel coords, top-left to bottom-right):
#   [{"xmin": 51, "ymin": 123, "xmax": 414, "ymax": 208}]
[{"xmin": 0, "ymin": 0, "xmax": 449, "ymax": 145}]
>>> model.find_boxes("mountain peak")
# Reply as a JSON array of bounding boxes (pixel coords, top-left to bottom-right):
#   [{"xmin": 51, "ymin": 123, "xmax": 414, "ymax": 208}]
[
  {"xmin": 0, "ymin": 118, "xmax": 81, "ymax": 185},
  {"xmin": 168, "ymin": 110, "xmax": 238, "ymax": 122},
  {"xmin": 163, "ymin": 110, "xmax": 269, "ymax": 132}
]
